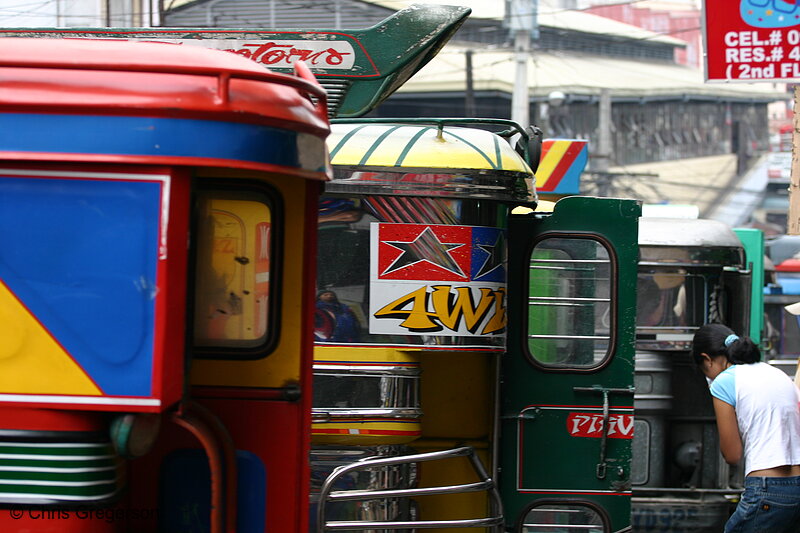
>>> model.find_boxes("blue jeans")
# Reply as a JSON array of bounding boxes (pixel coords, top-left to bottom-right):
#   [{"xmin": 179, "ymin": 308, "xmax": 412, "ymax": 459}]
[{"xmin": 725, "ymin": 476, "xmax": 800, "ymax": 533}]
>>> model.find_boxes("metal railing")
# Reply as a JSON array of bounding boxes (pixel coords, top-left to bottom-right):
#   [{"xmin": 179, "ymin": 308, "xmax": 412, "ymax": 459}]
[{"xmin": 316, "ymin": 446, "xmax": 504, "ymax": 532}]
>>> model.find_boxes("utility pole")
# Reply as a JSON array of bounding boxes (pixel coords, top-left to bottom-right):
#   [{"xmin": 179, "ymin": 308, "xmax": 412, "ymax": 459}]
[
  {"xmin": 790, "ymin": 86, "xmax": 800, "ymax": 234},
  {"xmin": 595, "ymin": 89, "xmax": 612, "ymax": 173},
  {"xmin": 506, "ymin": 0, "xmax": 538, "ymax": 129},
  {"xmin": 465, "ymin": 50, "xmax": 476, "ymax": 118},
  {"xmin": 512, "ymin": 29, "xmax": 530, "ymax": 128}
]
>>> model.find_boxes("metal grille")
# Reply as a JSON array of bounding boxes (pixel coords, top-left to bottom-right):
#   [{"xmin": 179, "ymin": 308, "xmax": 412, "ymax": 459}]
[{"xmin": 320, "ymin": 79, "xmax": 351, "ymax": 118}]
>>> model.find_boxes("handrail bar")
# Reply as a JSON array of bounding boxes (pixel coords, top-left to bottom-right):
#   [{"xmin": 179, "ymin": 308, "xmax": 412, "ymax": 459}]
[
  {"xmin": 328, "ymin": 479, "xmax": 493, "ymax": 501},
  {"xmin": 325, "ymin": 517, "xmax": 504, "ymax": 530}
]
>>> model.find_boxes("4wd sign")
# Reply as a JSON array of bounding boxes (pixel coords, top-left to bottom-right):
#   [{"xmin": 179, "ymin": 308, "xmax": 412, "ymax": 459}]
[
  {"xmin": 704, "ymin": 0, "xmax": 800, "ymax": 82},
  {"xmin": 369, "ymin": 223, "xmax": 507, "ymax": 338}
]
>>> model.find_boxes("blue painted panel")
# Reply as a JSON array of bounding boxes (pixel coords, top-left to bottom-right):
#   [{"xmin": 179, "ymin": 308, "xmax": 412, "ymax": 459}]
[
  {"xmin": 159, "ymin": 449, "xmax": 267, "ymax": 533},
  {"xmin": 0, "ymin": 114, "xmax": 314, "ymax": 171},
  {"xmin": 0, "ymin": 176, "xmax": 161, "ymax": 396},
  {"xmin": 554, "ymin": 146, "xmax": 587, "ymax": 195}
]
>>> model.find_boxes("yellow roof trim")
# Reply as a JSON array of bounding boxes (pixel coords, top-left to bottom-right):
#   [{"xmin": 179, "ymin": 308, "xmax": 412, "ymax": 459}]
[{"xmin": 328, "ymin": 123, "xmax": 533, "ymax": 174}]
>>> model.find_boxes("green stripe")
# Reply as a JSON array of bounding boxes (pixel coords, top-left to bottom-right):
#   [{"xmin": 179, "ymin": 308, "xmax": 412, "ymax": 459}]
[
  {"xmin": 328, "ymin": 124, "xmax": 370, "ymax": 160},
  {"xmin": 0, "ymin": 482, "xmax": 117, "ymax": 497},
  {"xmin": 0, "ymin": 445, "xmax": 113, "ymax": 456},
  {"xmin": 0, "ymin": 440, "xmax": 121, "ymax": 503},
  {"xmin": 358, "ymin": 125, "xmax": 404, "ymax": 166},
  {"xmin": 0, "ymin": 470, "xmax": 115, "ymax": 482},
  {"xmin": 442, "ymin": 130, "xmax": 498, "ymax": 169},
  {"xmin": 394, "ymin": 126, "xmax": 435, "ymax": 166},
  {"xmin": 0, "ymin": 458, "xmax": 117, "ymax": 469}
]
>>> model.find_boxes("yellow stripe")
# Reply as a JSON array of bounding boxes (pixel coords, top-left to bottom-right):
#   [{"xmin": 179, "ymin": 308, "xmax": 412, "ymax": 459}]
[
  {"xmin": 313, "ymin": 345, "xmax": 420, "ymax": 364},
  {"xmin": 534, "ymin": 141, "xmax": 570, "ymax": 189},
  {"xmin": 0, "ymin": 283, "xmax": 101, "ymax": 395}
]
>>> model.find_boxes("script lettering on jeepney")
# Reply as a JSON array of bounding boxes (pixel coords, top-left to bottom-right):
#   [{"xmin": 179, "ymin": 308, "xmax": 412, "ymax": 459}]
[
  {"xmin": 566, "ymin": 412, "xmax": 634, "ymax": 439},
  {"xmin": 146, "ymin": 39, "xmax": 356, "ymax": 70}
]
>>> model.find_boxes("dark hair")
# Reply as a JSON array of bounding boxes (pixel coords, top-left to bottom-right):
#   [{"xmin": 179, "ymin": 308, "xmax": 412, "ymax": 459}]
[{"xmin": 691, "ymin": 323, "xmax": 760, "ymax": 365}]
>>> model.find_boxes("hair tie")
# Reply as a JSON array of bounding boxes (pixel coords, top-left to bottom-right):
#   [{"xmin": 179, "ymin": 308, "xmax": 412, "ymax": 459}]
[{"xmin": 724, "ymin": 334, "xmax": 739, "ymax": 347}]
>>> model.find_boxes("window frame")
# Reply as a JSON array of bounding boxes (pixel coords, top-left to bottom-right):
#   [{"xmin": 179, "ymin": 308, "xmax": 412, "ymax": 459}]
[
  {"xmin": 515, "ymin": 498, "xmax": 611, "ymax": 533},
  {"xmin": 189, "ymin": 179, "xmax": 283, "ymax": 360},
  {"xmin": 522, "ymin": 231, "xmax": 619, "ymax": 373}
]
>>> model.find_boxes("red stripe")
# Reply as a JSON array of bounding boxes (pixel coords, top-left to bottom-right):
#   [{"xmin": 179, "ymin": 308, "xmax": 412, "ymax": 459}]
[
  {"xmin": 518, "ymin": 490, "xmax": 631, "ymax": 496},
  {"xmin": 540, "ymin": 143, "xmax": 580, "ymax": 192},
  {"xmin": 313, "ymin": 419, "xmax": 419, "ymax": 423},
  {"xmin": 312, "ymin": 429, "xmax": 421, "ymax": 436},
  {"xmin": 314, "ymin": 342, "xmax": 502, "ymax": 352},
  {"xmin": 524, "ymin": 404, "xmax": 634, "ymax": 410},
  {"xmin": 313, "ymin": 361, "xmax": 419, "ymax": 366},
  {"xmin": 0, "ymin": 152, "xmax": 330, "ymax": 181}
]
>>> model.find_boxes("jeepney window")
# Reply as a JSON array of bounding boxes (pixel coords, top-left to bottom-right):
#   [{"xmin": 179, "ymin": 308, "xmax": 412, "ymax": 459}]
[
  {"xmin": 520, "ymin": 502, "xmax": 607, "ymax": 532},
  {"xmin": 636, "ymin": 269, "xmax": 692, "ymax": 327},
  {"xmin": 635, "ymin": 269, "xmax": 741, "ymax": 350},
  {"xmin": 636, "ymin": 270, "xmax": 701, "ymax": 328},
  {"xmin": 192, "ymin": 186, "xmax": 276, "ymax": 356},
  {"xmin": 527, "ymin": 237, "xmax": 612, "ymax": 368}
]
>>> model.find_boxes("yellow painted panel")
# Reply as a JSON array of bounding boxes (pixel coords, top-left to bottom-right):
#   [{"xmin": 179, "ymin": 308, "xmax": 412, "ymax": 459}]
[
  {"xmin": 191, "ymin": 172, "xmax": 308, "ymax": 388},
  {"xmin": 313, "ymin": 345, "xmax": 420, "ymax": 364},
  {"xmin": 0, "ymin": 282, "xmax": 101, "ymax": 395},
  {"xmin": 419, "ymin": 352, "xmax": 494, "ymax": 440}
]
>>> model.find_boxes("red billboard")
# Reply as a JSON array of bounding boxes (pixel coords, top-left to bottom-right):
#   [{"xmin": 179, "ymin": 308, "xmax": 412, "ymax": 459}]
[{"xmin": 704, "ymin": 0, "xmax": 800, "ymax": 82}]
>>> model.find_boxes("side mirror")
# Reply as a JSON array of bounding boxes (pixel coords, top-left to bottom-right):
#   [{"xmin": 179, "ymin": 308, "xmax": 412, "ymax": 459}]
[{"xmin": 516, "ymin": 125, "xmax": 543, "ymax": 173}]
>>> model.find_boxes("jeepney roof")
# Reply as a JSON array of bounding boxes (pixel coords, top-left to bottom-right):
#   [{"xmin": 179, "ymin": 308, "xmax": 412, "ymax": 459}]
[
  {"xmin": 639, "ymin": 217, "xmax": 743, "ymax": 249},
  {"xmin": 327, "ymin": 122, "xmax": 534, "ymax": 174},
  {"xmin": 639, "ymin": 217, "xmax": 745, "ymax": 267},
  {"xmin": 0, "ymin": 37, "xmax": 329, "ymax": 135},
  {"xmin": 0, "ymin": 37, "xmax": 330, "ymax": 177}
]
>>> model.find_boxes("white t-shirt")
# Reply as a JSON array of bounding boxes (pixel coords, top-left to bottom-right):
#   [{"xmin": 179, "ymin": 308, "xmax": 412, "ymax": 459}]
[{"xmin": 709, "ymin": 362, "xmax": 800, "ymax": 475}]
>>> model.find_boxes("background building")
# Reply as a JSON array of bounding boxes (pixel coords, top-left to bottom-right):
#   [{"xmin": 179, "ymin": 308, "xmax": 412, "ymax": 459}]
[{"xmin": 0, "ymin": 0, "xmax": 159, "ymax": 26}]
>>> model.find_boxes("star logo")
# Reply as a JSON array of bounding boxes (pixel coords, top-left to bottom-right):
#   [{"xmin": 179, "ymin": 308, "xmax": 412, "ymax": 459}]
[
  {"xmin": 474, "ymin": 231, "xmax": 506, "ymax": 280},
  {"xmin": 382, "ymin": 227, "xmax": 466, "ymax": 277}
]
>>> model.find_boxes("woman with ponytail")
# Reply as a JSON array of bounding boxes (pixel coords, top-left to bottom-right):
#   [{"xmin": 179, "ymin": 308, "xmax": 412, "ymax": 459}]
[{"xmin": 692, "ymin": 323, "xmax": 800, "ymax": 532}]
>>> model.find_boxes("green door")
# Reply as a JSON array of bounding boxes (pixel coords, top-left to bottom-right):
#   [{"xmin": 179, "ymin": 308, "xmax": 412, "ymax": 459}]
[{"xmin": 501, "ymin": 196, "xmax": 641, "ymax": 533}]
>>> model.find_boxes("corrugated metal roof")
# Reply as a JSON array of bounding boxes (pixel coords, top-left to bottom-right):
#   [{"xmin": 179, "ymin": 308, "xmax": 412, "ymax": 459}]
[
  {"xmin": 163, "ymin": 0, "xmax": 391, "ymax": 28},
  {"xmin": 394, "ymin": 47, "xmax": 786, "ymax": 101},
  {"xmin": 363, "ymin": 0, "xmax": 505, "ymax": 20},
  {"xmin": 364, "ymin": 0, "xmax": 686, "ymax": 46},
  {"xmin": 166, "ymin": 0, "xmax": 686, "ymax": 47},
  {"xmin": 537, "ymin": 10, "xmax": 686, "ymax": 46}
]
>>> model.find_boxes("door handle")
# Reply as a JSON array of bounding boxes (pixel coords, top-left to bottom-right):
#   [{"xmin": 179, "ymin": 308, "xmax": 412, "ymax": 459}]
[{"xmin": 573, "ymin": 386, "xmax": 634, "ymax": 480}]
